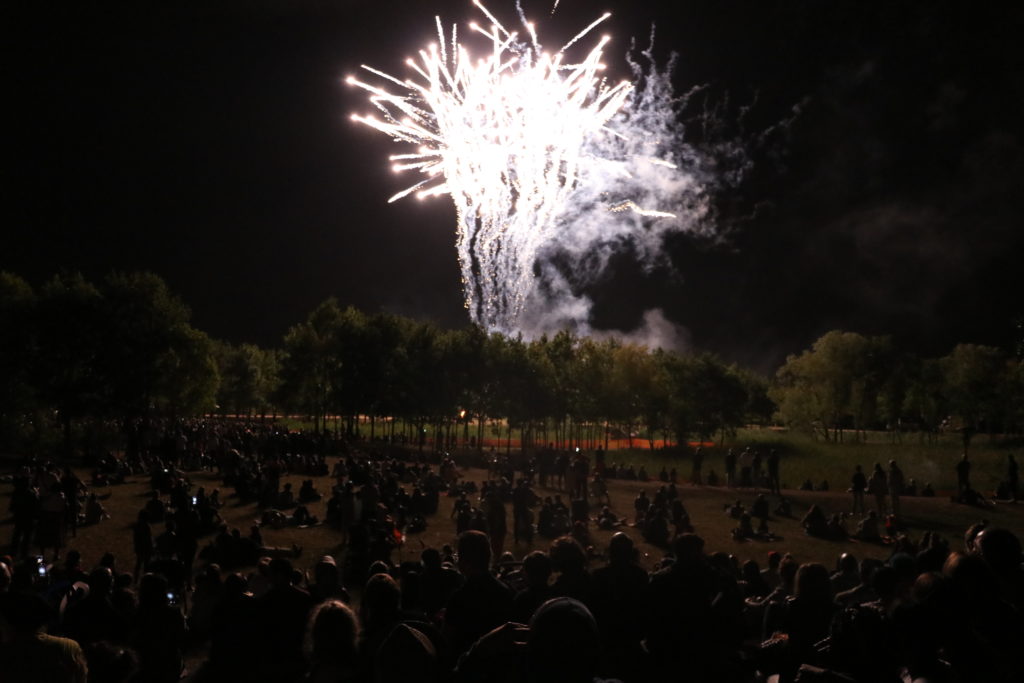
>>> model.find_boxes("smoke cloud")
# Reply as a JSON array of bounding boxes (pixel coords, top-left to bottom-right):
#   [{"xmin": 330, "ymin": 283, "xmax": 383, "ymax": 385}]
[{"xmin": 515, "ymin": 41, "xmax": 748, "ymax": 349}]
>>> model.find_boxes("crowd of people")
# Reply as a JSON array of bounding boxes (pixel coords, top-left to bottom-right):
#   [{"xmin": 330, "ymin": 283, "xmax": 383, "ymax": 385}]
[{"xmin": 1, "ymin": 420, "xmax": 1022, "ymax": 683}]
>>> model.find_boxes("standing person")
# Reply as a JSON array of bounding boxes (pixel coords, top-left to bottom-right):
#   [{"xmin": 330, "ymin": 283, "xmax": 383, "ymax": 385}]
[
  {"xmin": 724, "ymin": 449, "xmax": 737, "ymax": 488},
  {"xmin": 1008, "ymin": 454, "xmax": 1019, "ymax": 502},
  {"xmin": 887, "ymin": 460, "xmax": 904, "ymax": 517},
  {"xmin": 868, "ymin": 463, "xmax": 888, "ymax": 515},
  {"xmin": 133, "ymin": 511, "xmax": 153, "ymax": 580},
  {"xmin": 37, "ymin": 483, "xmax": 67, "ymax": 561},
  {"xmin": 691, "ymin": 447, "xmax": 704, "ymax": 485},
  {"xmin": 484, "ymin": 489, "xmax": 507, "ymax": 562},
  {"xmin": 850, "ymin": 465, "xmax": 867, "ymax": 514},
  {"xmin": 956, "ymin": 453, "xmax": 971, "ymax": 494},
  {"xmin": 738, "ymin": 448, "xmax": 754, "ymax": 488},
  {"xmin": 767, "ymin": 450, "xmax": 780, "ymax": 495},
  {"xmin": 9, "ymin": 477, "xmax": 38, "ymax": 558}
]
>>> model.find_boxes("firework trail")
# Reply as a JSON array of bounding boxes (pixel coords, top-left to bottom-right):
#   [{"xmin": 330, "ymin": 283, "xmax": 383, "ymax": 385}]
[{"xmin": 349, "ymin": 1, "xmax": 713, "ymax": 337}]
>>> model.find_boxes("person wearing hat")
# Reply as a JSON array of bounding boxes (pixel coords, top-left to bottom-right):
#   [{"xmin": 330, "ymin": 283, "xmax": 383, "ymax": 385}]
[{"xmin": 0, "ymin": 591, "xmax": 88, "ymax": 682}]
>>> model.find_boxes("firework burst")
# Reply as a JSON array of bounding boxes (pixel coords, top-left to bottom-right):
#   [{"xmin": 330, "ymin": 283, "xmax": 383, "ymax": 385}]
[{"xmin": 348, "ymin": 1, "xmax": 687, "ymax": 333}]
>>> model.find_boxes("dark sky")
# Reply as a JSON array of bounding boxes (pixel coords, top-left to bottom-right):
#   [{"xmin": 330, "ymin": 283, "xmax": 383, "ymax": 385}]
[{"xmin": 7, "ymin": 0, "xmax": 1023, "ymax": 371}]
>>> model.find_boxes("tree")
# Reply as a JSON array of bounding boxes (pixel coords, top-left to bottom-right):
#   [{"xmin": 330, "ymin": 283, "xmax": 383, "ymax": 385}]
[
  {"xmin": 277, "ymin": 299, "xmax": 343, "ymax": 431},
  {"xmin": 0, "ymin": 273, "xmax": 37, "ymax": 450},
  {"xmin": 34, "ymin": 273, "xmax": 108, "ymax": 453},
  {"xmin": 99, "ymin": 272, "xmax": 215, "ymax": 420},
  {"xmin": 770, "ymin": 330, "xmax": 888, "ymax": 442},
  {"xmin": 941, "ymin": 343, "xmax": 1006, "ymax": 447}
]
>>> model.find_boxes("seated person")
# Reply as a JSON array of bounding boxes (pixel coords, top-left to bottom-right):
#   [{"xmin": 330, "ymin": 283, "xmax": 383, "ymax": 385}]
[
  {"xmin": 816, "ymin": 480, "xmax": 830, "ymax": 492},
  {"xmin": 638, "ymin": 466, "xmax": 649, "ymax": 482},
  {"xmin": 801, "ymin": 504, "xmax": 829, "ymax": 537},
  {"xmin": 706, "ymin": 469, "xmax": 720, "ymax": 487},
  {"xmin": 731, "ymin": 512, "xmax": 754, "ymax": 539},
  {"xmin": 774, "ymin": 497, "xmax": 793, "ymax": 517},
  {"xmin": 826, "ymin": 513, "xmax": 848, "ymax": 540},
  {"xmin": 754, "ymin": 517, "xmax": 778, "ymax": 540},
  {"xmin": 921, "ymin": 482, "xmax": 935, "ymax": 497},
  {"xmin": 291, "ymin": 504, "xmax": 318, "ymax": 526},
  {"xmin": 83, "ymin": 493, "xmax": 110, "ymax": 525},
  {"xmin": 277, "ymin": 483, "xmax": 296, "ymax": 509},
  {"xmin": 642, "ymin": 508, "xmax": 670, "ymax": 546},
  {"xmin": 750, "ymin": 494, "xmax": 770, "ymax": 521},
  {"xmin": 726, "ymin": 500, "xmax": 745, "ymax": 519},
  {"xmin": 854, "ymin": 511, "xmax": 882, "ymax": 542},
  {"xmin": 800, "ymin": 479, "xmax": 814, "ymax": 491},
  {"xmin": 596, "ymin": 506, "xmax": 619, "ymax": 530},
  {"xmin": 298, "ymin": 479, "xmax": 322, "ymax": 503}
]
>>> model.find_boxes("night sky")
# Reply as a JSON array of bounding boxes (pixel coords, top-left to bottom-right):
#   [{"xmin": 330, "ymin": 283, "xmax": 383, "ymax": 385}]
[{"xmin": 8, "ymin": 1, "xmax": 1023, "ymax": 371}]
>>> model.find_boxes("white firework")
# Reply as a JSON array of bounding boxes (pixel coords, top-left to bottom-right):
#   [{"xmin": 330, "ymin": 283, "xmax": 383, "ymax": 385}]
[{"xmin": 348, "ymin": 1, "xmax": 682, "ymax": 333}]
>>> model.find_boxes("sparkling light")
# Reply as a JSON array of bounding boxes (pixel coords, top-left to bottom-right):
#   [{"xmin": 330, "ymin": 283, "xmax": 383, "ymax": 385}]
[{"xmin": 348, "ymin": 1, "xmax": 677, "ymax": 332}]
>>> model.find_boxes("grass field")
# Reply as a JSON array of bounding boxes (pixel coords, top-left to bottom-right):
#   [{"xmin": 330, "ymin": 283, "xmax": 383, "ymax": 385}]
[{"xmin": 3, "ymin": 443, "xmax": 1021, "ymax": 578}]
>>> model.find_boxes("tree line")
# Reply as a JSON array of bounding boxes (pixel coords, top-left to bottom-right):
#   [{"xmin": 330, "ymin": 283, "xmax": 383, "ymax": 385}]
[
  {"xmin": 771, "ymin": 330, "xmax": 1024, "ymax": 446},
  {"xmin": 1, "ymin": 271, "xmax": 1020, "ymax": 455}
]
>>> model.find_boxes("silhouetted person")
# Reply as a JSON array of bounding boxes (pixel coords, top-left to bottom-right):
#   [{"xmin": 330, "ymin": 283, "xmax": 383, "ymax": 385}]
[
  {"xmin": 644, "ymin": 534, "xmax": 723, "ymax": 682},
  {"xmin": 767, "ymin": 449, "xmax": 780, "ymax": 494},
  {"xmin": 868, "ymin": 463, "xmax": 888, "ymax": 514},
  {"xmin": 888, "ymin": 460, "xmax": 905, "ymax": 517},
  {"xmin": 956, "ymin": 453, "xmax": 971, "ymax": 494},
  {"xmin": 512, "ymin": 550, "xmax": 553, "ymax": 624},
  {"xmin": 443, "ymin": 530, "xmax": 513, "ymax": 659},
  {"xmin": 255, "ymin": 558, "xmax": 314, "ymax": 683},
  {"xmin": 1007, "ymin": 454, "xmax": 1018, "ymax": 501},
  {"xmin": 851, "ymin": 464, "xmax": 867, "ymax": 514},
  {"xmin": 132, "ymin": 573, "xmax": 186, "ymax": 683},
  {"xmin": 0, "ymin": 591, "xmax": 88, "ymax": 682}
]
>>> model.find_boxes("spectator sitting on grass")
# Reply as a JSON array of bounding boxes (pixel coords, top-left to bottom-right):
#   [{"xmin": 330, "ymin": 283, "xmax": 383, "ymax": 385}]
[
  {"xmin": 801, "ymin": 505, "xmax": 829, "ymax": 538},
  {"xmin": 732, "ymin": 512, "xmax": 755, "ymax": 540},
  {"xmin": 854, "ymin": 511, "xmax": 882, "ymax": 542}
]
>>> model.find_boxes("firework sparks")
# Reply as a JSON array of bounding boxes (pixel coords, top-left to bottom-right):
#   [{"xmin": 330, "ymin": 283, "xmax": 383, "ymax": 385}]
[{"xmin": 348, "ymin": 1, "xmax": 684, "ymax": 333}]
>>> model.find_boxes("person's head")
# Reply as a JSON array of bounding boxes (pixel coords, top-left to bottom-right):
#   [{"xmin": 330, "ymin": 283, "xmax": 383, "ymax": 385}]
[
  {"xmin": 742, "ymin": 560, "xmax": 761, "ymax": 583},
  {"xmin": 420, "ymin": 548, "xmax": 441, "ymax": 571},
  {"xmin": 778, "ymin": 554, "xmax": 798, "ymax": 590},
  {"xmin": 767, "ymin": 551, "xmax": 781, "ymax": 570},
  {"xmin": 137, "ymin": 573, "xmax": 170, "ymax": 609},
  {"xmin": 223, "ymin": 572, "xmax": 249, "ymax": 600},
  {"xmin": 0, "ymin": 591, "xmax": 54, "ymax": 635},
  {"xmin": 976, "ymin": 528, "xmax": 1022, "ymax": 575},
  {"xmin": 523, "ymin": 551, "xmax": 552, "ymax": 588},
  {"xmin": 871, "ymin": 565, "xmax": 899, "ymax": 603},
  {"xmin": 860, "ymin": 558, "xmax": 882, "ymax": 585},
  {"xmin": 456, "ymin": 531, "xmax": 491, "ymax": 577},
  {"xmin": 374, "ymin": 623, "xmax": 436, "ymax": 683},
  {"xmin": 855, "ymin": 464, "xmax": 862, "ymax": 473},
  {"xmin": 306, "ymin": 599, "xmax": 359, "ymax": 664},
  {"xmin": 964, "ymin": 520, "xmax": 988, "ymax": 553},
  {"xmin": 795, "ymin": 563, "xmax": 832, "ymax": 603},
  {"xmin": 528, "ymin": 598, "xmax": 600, "ymax": 683},
  {"xmin": 549, "ymin": 536, "xmax": 587, "ymax": 575},
  {"xmin": 0, "ymin": 563, "xmax": 11, "ymax": 593},
  {"xmin": 608, "ymin": 532, "xmax": 636, "ymax": 565},
  {"xmin": 313, "ymin": 556, "xmax": 339, "ymax": 586},
  {"xmin": 268, "ymin": 558, "xmax": 294, "ymax": 587},
  {"xmin": 670, "ymin": 533, "xmax": 705, "ymax": 567},
  {"xmin": 361, "ymin": 573, "xmax": 401, "ymax": 625},
  {"xmin": 88, "ymin": 566, "xmax": 114, "ymax": 597},
  {"xmin": 838, "ymin": 553, "xmax": 857, "ymax": 574}
]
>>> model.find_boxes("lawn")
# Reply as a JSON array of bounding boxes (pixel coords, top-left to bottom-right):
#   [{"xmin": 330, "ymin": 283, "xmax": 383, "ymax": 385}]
[{"xmin": 3, "ymin": 443, "xmax": 1021, "ymax": 578}]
